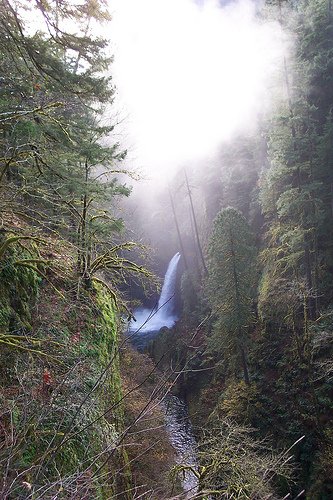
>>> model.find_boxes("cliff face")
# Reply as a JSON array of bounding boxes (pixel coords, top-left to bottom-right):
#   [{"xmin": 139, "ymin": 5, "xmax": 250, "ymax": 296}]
[{"xmin": 0, "ymin": 228, "xmax": 182, "ymax": 500}]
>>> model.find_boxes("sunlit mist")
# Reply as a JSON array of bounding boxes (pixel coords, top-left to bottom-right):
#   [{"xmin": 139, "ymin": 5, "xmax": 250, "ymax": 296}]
[{"xmin": 107, "ymin": 0, "xmax": 286, "ymax": 183}]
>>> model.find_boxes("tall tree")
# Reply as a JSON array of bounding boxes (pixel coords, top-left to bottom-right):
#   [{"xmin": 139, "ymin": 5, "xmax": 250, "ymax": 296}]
[
  {"xmin": 207, "ymin": 207, "xmax": 257, "ymax": 385},
  {"xmin": 0, "ymin": 0, "xmax": 146, "ymax": 300},
  {"xmin": 258, "ymin": 0, "xmax": 333, "ymax": 318}
]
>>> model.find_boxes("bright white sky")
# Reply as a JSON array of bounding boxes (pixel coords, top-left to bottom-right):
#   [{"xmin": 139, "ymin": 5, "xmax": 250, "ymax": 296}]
[{"xmin": 106, "ymin": 0, "xmax": 286, "ymax": 184}]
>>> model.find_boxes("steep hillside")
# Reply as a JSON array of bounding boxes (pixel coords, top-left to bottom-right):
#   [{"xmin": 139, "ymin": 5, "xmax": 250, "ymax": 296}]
[
  {"xmin": 0, "ymin": 222, "xmax": 180, "ymax": 499},
  {"xmin": 0, "ymin": 226, "xmax": 124, "ymax": 498}
]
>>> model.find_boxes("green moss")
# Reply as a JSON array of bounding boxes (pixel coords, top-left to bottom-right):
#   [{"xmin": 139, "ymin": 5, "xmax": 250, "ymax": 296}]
[
  {"xmin": 91, "ymin": 284, "xmax": 125, "ymax": 430},
  {"xmin": 0, "ymin": 238, "xmax": 40, "ymax": 333},
  {"xmin": 0, "ymin": 297, "xmax": 10, "ymax": 326},
  {"xmin": 0, "ymin": 238, "xmax": 131, "ymax": 499}
]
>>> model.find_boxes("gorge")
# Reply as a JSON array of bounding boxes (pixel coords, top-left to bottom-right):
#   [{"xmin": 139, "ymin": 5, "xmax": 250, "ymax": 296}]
[
  {"xmin": 128, "ymin": 252, "xmax": 199, "ymax": 498},
  {"xmin": 1, "ymin": 0, "xmax": 333, "ymax": 499}
]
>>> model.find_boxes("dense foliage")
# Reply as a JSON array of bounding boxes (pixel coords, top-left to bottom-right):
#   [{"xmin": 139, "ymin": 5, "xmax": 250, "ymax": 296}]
[
  {"xmin": 147, "ymin": 0, "xmax": 333, "ymax": 498},
  {"xmin": 0, "ymin": 2, "xmax": 159, "ymax": 499},
  {"xmin": 2, "ymin": 0, "xmax": 333, "ymax": 499}
]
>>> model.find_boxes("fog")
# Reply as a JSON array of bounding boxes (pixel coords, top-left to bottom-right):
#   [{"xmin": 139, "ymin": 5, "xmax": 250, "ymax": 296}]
[
  {"xmin": 103, "ymin": 0, "xmax": 291, "ymax": 272},
  {"xmin": 108, "ymin": 0, "xmax": 287, "ymax": 188}
]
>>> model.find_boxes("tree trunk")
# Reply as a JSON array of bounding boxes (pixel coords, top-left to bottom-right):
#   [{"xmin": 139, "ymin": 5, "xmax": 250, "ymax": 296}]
[
  {"xmin": 168, "ymin": 187, "xmax": 188, "ymax": 270},
  {"xmin": 184, "ymin": 169, "xmax": 208, "ymax": 277}
]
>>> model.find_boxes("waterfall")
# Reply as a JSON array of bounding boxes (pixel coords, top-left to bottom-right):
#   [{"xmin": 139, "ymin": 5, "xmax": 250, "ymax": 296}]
[
  {"xmin": 129, "ymin": 252, "xmax": 181, "ymax": 334},
  {"xmin": 156, "ymin": 251, "xmax": 181, "ymax": 325}
]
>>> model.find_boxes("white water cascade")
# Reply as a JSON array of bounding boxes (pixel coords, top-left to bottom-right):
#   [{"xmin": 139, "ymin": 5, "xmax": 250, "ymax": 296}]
[{"xmin": 129, "ymin": 252, "xmax": 181, "ymax": 334}]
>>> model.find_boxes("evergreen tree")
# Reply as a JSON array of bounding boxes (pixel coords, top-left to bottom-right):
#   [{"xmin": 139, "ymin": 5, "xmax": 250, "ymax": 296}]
[
  {"xmin": 207, "ymin": 207, "xmax": 257, "ymax": 385},
  {"xmin": 0, "ymin": 0, "xmax": 145, "ymax": 297},
  {"xmin": 258, "ymin": 0, "xmax": 333, "ymax": 318}
]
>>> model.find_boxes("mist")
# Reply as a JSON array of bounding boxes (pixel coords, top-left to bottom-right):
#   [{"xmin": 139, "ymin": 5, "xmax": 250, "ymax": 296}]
[
  {"xmin": 103, "ymin": 0, "xmax": 291, "ymax": 272},
  {"xmin": 108, "ymin": 0, "xmax": 287, "ymax": 185}
]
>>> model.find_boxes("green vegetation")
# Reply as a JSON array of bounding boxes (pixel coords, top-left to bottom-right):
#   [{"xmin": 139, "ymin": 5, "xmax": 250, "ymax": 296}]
[
  {"xmin": 0, "ymin": 256, "xmax": 121, "ymax": 498},
  {"xmin": 0, "ymin": 1, "xmax": 160, "ymax": 499},
  {"xmin": 147, "ymin": 1, "xmax": 333, "ymax": 498},
  {"xmin": 207, "ymin": 207, "xmax": 257, "ymax": 385},
  {"xmin": 2, "ymin": 0, "xmax": 333, "ymax": 499}
]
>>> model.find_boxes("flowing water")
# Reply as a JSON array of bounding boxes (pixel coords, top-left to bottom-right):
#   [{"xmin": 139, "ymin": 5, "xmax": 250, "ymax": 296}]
[
  {"xmin": 128, "ymin": 252, "xmax": 181, "ymax": 351},
  {"xmin": 127, "ymin": 252, "xmax": 198, "ymax": 497},
  {"xmin": 162, "ymin": 395, "xmax": 199, "ymax": 497}
]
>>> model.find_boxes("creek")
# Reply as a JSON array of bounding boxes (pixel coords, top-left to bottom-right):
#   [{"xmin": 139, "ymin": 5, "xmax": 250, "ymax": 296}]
[
  {"xmin": 127, "ymin": 253, "xmax": 199, "ymax": 498},
  {"xmin": 162, "ymin": 395, "xmax": 199, "ymax": 497}
]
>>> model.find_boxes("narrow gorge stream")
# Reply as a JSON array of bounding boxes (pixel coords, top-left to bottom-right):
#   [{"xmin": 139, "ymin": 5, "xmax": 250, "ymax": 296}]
[
  {"xmin": 162, "ymin": 395, "xmax": 199, "ymax": 497},
  {"xmin": 127, "ymin": 253, "xmax": 199, "ymax": 498}
]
